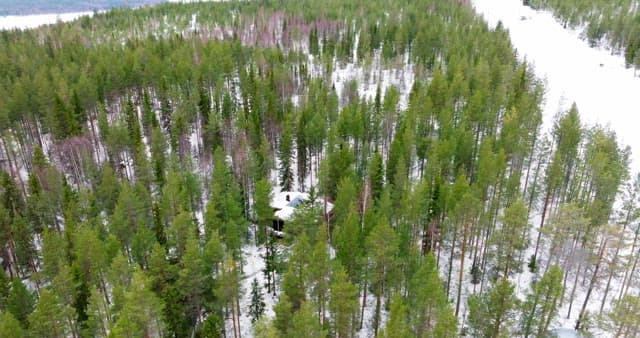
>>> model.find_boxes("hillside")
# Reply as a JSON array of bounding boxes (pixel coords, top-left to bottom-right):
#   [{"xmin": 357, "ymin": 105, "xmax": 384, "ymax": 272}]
[{"xmin": 0, "ymin": 0, "xmax": 637, "ymax": 337}]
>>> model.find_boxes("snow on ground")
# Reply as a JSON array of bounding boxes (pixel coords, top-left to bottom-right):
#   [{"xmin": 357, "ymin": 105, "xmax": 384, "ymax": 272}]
[
  {"xmin": 331, "ymin": 51, "xmax": 415, "ymax": 111},
  {"xmin": 553, "ymin": 328, "xmax": 584, "ymax": 338},
  {"xmin": 236, "ymin": 234, "xmax": 278, "ymax": 338},
  {"xmin": 0, "ymin": 12, "xmax": 92, "ymax": 30},
  {"xmin": 472, "ymin": 1, "xmax": 640, "ymax": 335},
  {"xmin": 472, "ymin": 0, "xmax": 640, "ymax": 172}
]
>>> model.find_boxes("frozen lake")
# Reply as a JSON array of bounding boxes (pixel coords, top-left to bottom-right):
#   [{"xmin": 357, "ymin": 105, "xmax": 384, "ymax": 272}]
[
  {"xmin": 0, "ymin": 12, "xmax": 92, "ymax": 30},
  {"xmin": 473, "ymin": 0, "xmax": 640, "ymax": 172}
]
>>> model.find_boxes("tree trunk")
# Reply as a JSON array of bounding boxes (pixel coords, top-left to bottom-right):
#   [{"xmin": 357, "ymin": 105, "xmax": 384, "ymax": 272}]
[
  {"xmin": 567, "ymin": 259, "xmax": 582, "ymax": 319},
  {"xmin": 533, "ymin": 189, "xmax": 552, "ymax": 263},
  {"xmin": 621, "ymin": 248, "xmax": 639, "ymax": 299},
  {"xmin": 446, "ymin": 226, "xmax": 458, "ymax": 297},
  {"xmin": 235, "ymin": 296, "xmax": 242, "ymax": 338},
  {"xmin": 373, "ymin": 281, "xmax": 382, "ymax": 337},
  {"xmin": 599, "ymin": 267, "xmax": 614, "ymax": 314},
  {"xmin": 455, "ymin": 222, "xmax": 468, "ymax": 318},
  {"xmin": 359, "ymin": 277, "xmax": 367, "ymax": 330},
  {"xmin": 576, "ymin": 238, "xmax": 607, "ymax": 330}
]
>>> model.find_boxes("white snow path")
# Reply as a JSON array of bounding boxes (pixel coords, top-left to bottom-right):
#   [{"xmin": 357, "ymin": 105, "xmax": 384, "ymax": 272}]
[{"xmin": 472, "ymin": 0, "xmax": 640, "ymax": 172}]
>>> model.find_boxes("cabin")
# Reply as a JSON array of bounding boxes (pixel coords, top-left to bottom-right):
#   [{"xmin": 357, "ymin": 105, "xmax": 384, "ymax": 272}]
[{"xmin": 270, "ymin": 190, "xmax": 334, "ymax": 233}]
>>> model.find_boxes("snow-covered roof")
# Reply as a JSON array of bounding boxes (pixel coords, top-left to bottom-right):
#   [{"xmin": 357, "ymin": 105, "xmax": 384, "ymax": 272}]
[
  {"xmin": 270, "ymin": 190, "xmax": 334, "ymax": 221},
  {"xmin": 270, "ymin": 191, "xmax": 308, "ymax": 210}
]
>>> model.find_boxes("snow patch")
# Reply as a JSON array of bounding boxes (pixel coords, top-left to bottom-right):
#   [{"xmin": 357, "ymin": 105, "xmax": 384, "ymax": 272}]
[{"xmin": 472, "ymin": 0, "xmax": 640, "ymax": 172}]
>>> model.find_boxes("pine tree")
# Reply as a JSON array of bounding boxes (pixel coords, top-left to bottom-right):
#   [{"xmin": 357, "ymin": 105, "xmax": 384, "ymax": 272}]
[
  {"xmin": 520, "ymin": 265, "xmax": 564, "ymax": 338},
  {"xmin": 334, "ymin": 209, "xmax": 362, "ymax": 281},
  {"xmin": 365, "ymin": 220, "xmax": 398, "ymax": 336},
  {"xmin": 254, "ymin": 178, "xmax": 273, "ymax": 245},
  {"xmin": 329, "ymin": 264, "xmax": 358, "ymax": 338},
  {"xmin": 279, "ymin": 120, "xmax": 294, "ymax": 191},
  {"xmin": 210, "ymin": 147, "xmax": 246, "ymax": 259},
  {"xmin": 263, "ymin": 235, "xmax": 281, "ymax": 295},
  {"xmin": 408, "ymin": 253, "xmax": 456, "ymax": 337},
  {"xmin": 111, "ymin": 271, "xmax": 165, "ymax": 338},
  {"xmin": 288, "ymin": 301, "xmax": 326, "ymax": 338},
  {"xmin": 379, "ymin": 295, "xmax": 411, "ymax": 338},
  {"xmin": 6, "ymin": 279, "xmax": 34, "ymax": 329},
  {"xmin": 274, "ymin": 293, "xmax": 293, "ymax": 335},
  {"xmin": 84, "ymin": 286, "xmax": 111, "ymax": 338},
  {"xmin": 249, "ymin": 278, "xmax": 266, "ymax": 323},
  {"xmin": 308, "ymin": 227, "xmax": 331, "ymax": 326},
  {"xmin": 28, "ymin": 289, "xmax": 69, "ymax": 338},
  {"xmin": 51, "ymin": 264, "xmax": 81, "ymax": 336},
  {"xmin": 216, "ymin": 257, "xmax": 242, "ymax": 338},
  {"xmin": 141, "ymin": 88, "xmax": 158, "ymax": 132},
  {"xmin": 11, "ymin": 215, "xmax": 37, "ymax": 277},
  {"xmin": 282, "ymin": 234, "xmax": 311, "ymax": 310},
  {"xmin": 70, "ymin": 89, "xmax": 85, "ymax": 136},
  {"xmin": 599, "ymin": 295, "xmax": 640, "ymax": 337},
  {"xmin": 51, "ymin": 94, "xmax": 72, "ymax": 140},
  {"xmin": 467, "ymin": 278, "xmax": 519, "ymax": 338},
  {"xmin": 178, "ymin": 236, "xmax": 205, "ymax": 329},
  {"xmin": 333, "ymin": 175, "xmax": 358, "ymax": 228},
  {"xmin": 150, "ymin": 126, "xmax": 167, "ymax": 187},
  {"xmin": 490, "ymin": 199, "xmax": 529, "ymax": 278},
  {"xmin": 0, "ymin": 268, "xmax": 9, "ymax": 310},
  {"xmin": 253, "ymin": 317, "xmax": 279, "ymax": 338},
  {"xmin": 0, "ymin": 311, "xmax": 25, "ymax": 338}
]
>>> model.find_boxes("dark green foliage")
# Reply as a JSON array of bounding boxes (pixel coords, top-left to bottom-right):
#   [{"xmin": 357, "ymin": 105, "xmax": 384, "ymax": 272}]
[
  {"xmin": 520, "ymin": 265, "xmax": 563, "ymax": 338},
  {"xmin": 253, "ymin": 178, "xmax": 272, "ymax": 245},
  {"xmin": 249, "ymin": 278, "xmax": 265, "ymax": 323},
  {"xmin": 6, "ymin": 279, "xmax": 34, "ymax": 329},
  {"xmin": 0, "ymin": 311, "xmax": 25, "ymax": 338},
  {"xmin": 279, "ymin": 120, "xmax": 294, "ymax": 191},
  {"xmin": 0, "ymin": 0, "xmax": 632, "ymax": 336},
  {"xmin": 124, "ymin": 97, "xmax": 142, "ymax": 149},
  {"xmin": 468, "ymin": 279, "xmax": 519, "ymax": 338}
]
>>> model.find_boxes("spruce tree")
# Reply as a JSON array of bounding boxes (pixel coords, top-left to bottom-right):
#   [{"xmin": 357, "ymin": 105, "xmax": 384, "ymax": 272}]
[
  {"xmin": 279, "ymin": 120, "xmax": 294, "ymax": 191},
  {"xmin": 249, "ymin": 278, "xmax": 266, "ymax": 323}
]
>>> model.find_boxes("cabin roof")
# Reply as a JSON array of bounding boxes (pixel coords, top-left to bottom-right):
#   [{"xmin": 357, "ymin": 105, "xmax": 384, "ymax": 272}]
[{"xmin": 270, "ymin": 190, "xmax": 334, "ymax": 221}]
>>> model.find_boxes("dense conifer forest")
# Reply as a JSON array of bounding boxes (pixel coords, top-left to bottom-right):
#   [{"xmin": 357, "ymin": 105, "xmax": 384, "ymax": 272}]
[{"xmin": 0, "ymin": 0, "xmax": 638, "ymax": 337}]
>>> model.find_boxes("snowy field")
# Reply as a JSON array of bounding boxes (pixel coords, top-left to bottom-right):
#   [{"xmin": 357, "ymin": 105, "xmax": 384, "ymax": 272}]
[
  {"xmin": 0, "ymin": 11, "xmax": 92, "ymax": 30},
  {"xmin": 472, "ymin": 0, "xmax": 640, "ymax": 172}
]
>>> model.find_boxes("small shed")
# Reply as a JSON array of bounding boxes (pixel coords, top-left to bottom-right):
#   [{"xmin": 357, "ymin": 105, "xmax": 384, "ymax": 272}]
[{"xmin": 270, "ymin": 190, "xmax": 333, "ymax": 232}]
